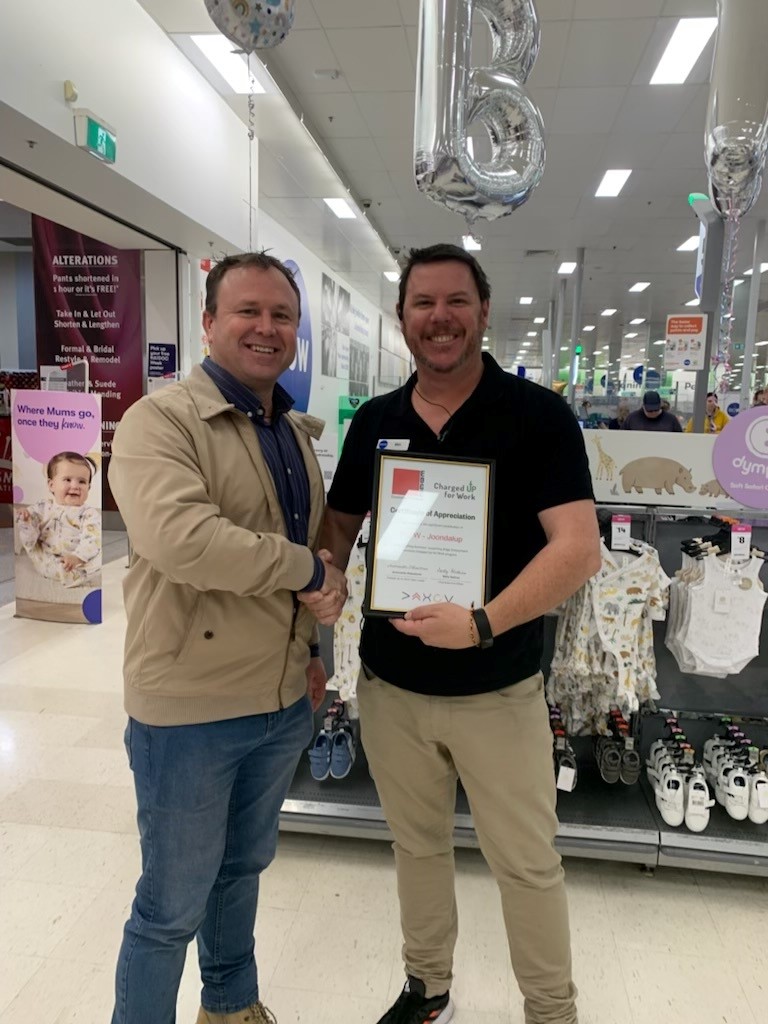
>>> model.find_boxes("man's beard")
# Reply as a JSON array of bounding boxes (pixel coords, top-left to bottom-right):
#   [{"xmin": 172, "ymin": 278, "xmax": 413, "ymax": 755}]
[{"xmin": 412, "ymin": 335, "xmax": 481, "ymax": 374}]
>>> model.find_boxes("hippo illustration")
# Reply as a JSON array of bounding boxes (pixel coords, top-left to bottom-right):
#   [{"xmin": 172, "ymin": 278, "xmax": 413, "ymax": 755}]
[
  {"xmin": 699, "ymin": 479, "xmax": 728, "ymax": 498},
  {"xmin": 620, "ymin": 457, "xmax": 696, "ymax": 495}
]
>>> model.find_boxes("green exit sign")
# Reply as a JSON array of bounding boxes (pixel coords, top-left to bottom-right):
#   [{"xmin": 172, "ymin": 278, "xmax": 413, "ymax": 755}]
[
  {"xmin": 74, "ymin": 110, "xmax": 117, "ymax": 164},
  {"xmin": 733, "ymin": 342, "xmax": 745, "ymax": 352}
]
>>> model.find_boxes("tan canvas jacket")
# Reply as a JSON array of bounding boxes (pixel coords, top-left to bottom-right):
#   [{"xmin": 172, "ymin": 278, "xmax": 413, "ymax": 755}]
[{"xmin": 109, "ymin": 364, "xmax": 325, "ymax": 726}]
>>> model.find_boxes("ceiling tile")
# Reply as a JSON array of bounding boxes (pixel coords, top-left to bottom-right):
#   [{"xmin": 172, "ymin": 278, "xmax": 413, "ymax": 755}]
[
  {"xmin": 538, "ymin": 0, "xmax": 576, "ymax": 18},
  {"xmin": 268, "ymin": 30, "xmax": 349, "ymax": 96},
  {"xmin": 662, "ymin": 0, "xmax": 716, "ymax": 14},
  {"xmin": 574, "ymin": 0, "xmax": 664, "ymax": 15},
  {"xmin": 528, "ymin": 21, "xmax": 570, "ymax": 89},
  {"xmin": 355, "ymin": 92, "xmax": 414, "ymax": 138},
  {"xmin": 657, "ymin": 133, "xmax": 706, "ymax": 168},
  {"xmin": 397, "ymin": 0, "xmax": 419, "ymax": 26},
  {"xmin": 326, "ymin": 27, "xmax": 414, "ymax": 92},
  {"xmin": 331, "ymin": 137, "xmax": 388, "ymax": 171},
  {"xmin": 675, "ymin": 85, "xmax": 709, "ymax": 133},
  {"xmin": 312, "ymin": 0, "xmax": 405, "ymax": 29},
  {"xmin": 560, "ymin": 20, "xmax": 657, "ymax": 87},
  {"xmin": 550, "ymin": 87, "xmax": 626, "ymax": 133},
  {"xmin": 600, "ymin": 132, "xmax": 668, "ymax": 169},
  {"xmin": 612, "ymin": 84, "xmax": 698, "ymax": 133},
  {"xmin": 297, "ymin": 92, "xmax": 370, "ymax": 138}
]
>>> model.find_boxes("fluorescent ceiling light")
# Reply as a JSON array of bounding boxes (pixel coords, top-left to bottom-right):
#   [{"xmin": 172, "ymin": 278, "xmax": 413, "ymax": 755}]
[
  {"xmin": 560, "ymin": 346, "xmax": 568, "ymax": 352},
  {"xmin": 677, "ymin": 235, "xmax": 701, "ymax": 252},
  {"xmin": 734, "ymin": 279, "xmax": 745, "ymax": 287},
  {"xmin": 602, "ymin": 345, "xmax": 610, "ymax": 350},
  {"xmin": 482, "ymin": 335, "xmax": 489, "ymax": 341},
  {"xmin": 654, "ymin": 340, "xmax": 666, "ymax": 345},
  {"xmin": 190, "ymin": 34, "xmax": 267, "ymax": 94},
  {"xmin": 625, "ymin": 333, "xmax": 638, "ymax": 339},
  {"xmin": 595, "ymin": 170, "xmax": 632, "ymax": 197},
  {"xmin": 534, "ymin": 317, "xmax": 546, "ymax": 324},
  {"xmin": 383, "ymin": 271, "xmax": 399, "ymax": 282},
  {"xmin": 324, "ymin": 197, "xmax": 356, "ymax": 219},
  {"xmin": 602, "ymin": 308, "xmax": 617, "ymax": 316},
  {"xmin": 756, "ymin": 340, "xmax": 768, "ymax": 347},
  {"xmin": 685, "ymin": 298, "xmax": 700, "ymax": 306},
  {"xmin": 650, "ymin": 18, "xmax": 717, "ymax": 86},
  {"xmin": 527, "ymin": 331, "xmax": 537, "ymax": 337},
  {"xmin": 583, "ymin": 325, "xmax": 595, "ymax": 332},
  {"xmin": 519, "ymin": 296, "xmax": 533, "ymax": 305},
  {"xmin": 523, "ymin": 341, "xmax": 532, "ymax": 347},
  {"xmin": 630, "ymin": 318, "xmax": 646, "ymax": 325},
  {"xmin": 481, "ymin": 345, "xmax": 490, "ymax": 351},
  {"xmin": 558, "ymin": 261, "xmax": 577, "ymax": 274},
  {"xmin": 629, "ymin": 282, "xmax": 650, "ymax": 292},
  {"xmin": 742, "ymin": 263, "xmax": 768, "ymax": 276},
  {"xmin": 462, "ymin": 235, "xmax": 482, "ymax": 251}
]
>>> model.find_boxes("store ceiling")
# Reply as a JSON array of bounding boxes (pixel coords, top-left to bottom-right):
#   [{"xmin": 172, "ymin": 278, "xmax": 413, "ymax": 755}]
[{"xmin": 64, "ymin": 3, "xmax": 768, "ymax": 385}]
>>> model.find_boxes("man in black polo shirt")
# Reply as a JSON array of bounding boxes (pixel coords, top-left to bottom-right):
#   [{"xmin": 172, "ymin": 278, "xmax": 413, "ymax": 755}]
[{"xmin": 311, "ymin": 245, "xmax": 600, "ymax": 1024}]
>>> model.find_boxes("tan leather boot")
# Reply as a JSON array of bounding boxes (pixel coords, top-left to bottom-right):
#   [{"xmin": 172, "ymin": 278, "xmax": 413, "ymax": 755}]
[{"xmin": 195, "ymin": 1003, "xmax": 276, "ymax": 1024}]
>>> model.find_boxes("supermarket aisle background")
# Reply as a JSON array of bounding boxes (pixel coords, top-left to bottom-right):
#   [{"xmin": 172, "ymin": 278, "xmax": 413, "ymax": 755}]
[{"xmin": 0, "ymin": 558, "xmax": 766, "ymax": 1024}]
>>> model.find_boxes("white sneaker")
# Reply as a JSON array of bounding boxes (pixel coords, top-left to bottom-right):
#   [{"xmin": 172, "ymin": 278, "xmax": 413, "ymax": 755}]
[
  {"xmin": 684, "ymin": 772, "xmax": 714, "ymax": 833},
  {"xmin": 655, "ymin": 765, "xmax": 685, "ymax": 827},
  {"xmin": 748, "ymin": 771, "xmax": 768, "ymax": 825},
  {"xmin": 721, "ymin": 765, "xmax": 750, "ymax": 821}
]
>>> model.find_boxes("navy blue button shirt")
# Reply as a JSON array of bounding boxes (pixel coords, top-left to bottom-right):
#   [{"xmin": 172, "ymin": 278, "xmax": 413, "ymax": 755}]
[{"xmin": 202, "ymin": 357, "xmax": 325, "ymax": 596}]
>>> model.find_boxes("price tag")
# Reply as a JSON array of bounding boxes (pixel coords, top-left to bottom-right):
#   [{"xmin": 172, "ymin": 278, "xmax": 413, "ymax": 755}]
[
  {"xmin": 731, "ymin": 524, "xmax": 751, "ymax": 560},
  {"xmin": 624, "ymin": 736, "xmax": 635, "ymax": 751},
  {"xmin": 557, "ymin": 765, "xmax": 576, "ymax": 792},
  {"xmin": 714, "ymin": 591, "xmax": 732, "ymax": 614},
  {"xmin": 555, "ymin": 736, "xmax": 567, "ymax": 752},
  {"xmin": 611, "ymin": 515, "xmax": 632, "ymax": 551}
]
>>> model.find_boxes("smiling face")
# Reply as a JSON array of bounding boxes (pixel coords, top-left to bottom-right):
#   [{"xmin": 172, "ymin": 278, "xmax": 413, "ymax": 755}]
[
  {"xmin": 48, "ymin": 460, "xmax": 91, "ymax": 506},
  {"xmin": 398, "ymin": 260, "xmax": 489, "ymax": 377},
  {"xmin": 203, "ymin": 265, "xmax": 298, "ymax": 393}
]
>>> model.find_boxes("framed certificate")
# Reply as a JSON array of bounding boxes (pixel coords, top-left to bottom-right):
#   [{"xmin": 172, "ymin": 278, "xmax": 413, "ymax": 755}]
[{"xmin": 363, "ymin": 451, "xmax": 495, "ymax": 617}]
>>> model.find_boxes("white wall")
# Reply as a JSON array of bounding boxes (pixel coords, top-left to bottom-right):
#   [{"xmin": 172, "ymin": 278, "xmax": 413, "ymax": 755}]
[{"xmin": 0, "ymin": 0, "xmax": 256, "ymax": 253}]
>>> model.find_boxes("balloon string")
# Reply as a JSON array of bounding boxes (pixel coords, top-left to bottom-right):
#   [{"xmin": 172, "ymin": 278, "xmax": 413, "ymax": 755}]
[{"xmin": 247, "ymin": 52, "xmax": 255, "ymax": 251}]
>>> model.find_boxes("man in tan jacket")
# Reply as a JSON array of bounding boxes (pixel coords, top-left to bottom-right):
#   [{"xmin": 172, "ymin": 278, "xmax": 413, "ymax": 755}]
[{"xmin": 109, "ymin": 253, "xmax": 346, "ymax": 1024}]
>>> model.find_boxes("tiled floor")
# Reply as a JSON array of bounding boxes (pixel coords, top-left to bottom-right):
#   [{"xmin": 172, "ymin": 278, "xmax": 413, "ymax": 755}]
[{"xmin": 1, "ymin": 559, "xmax": 766, "ymax": 1023}]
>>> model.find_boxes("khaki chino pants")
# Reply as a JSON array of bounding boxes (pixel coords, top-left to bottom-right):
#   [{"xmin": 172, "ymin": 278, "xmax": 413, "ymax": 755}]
[{"xmin": 358, "ymin": 669, "xmax": 578, "ymax": 1024}]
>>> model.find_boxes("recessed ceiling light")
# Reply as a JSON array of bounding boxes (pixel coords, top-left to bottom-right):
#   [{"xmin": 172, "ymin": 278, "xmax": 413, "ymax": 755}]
[
  {"xmin": 583, "ymin": 325, "xmax": 595, "ymax": 332},
  {"xmin": 630, "ymin": 318, "xmax": 646, "ymax": 325},
  {"xmin": 602, "ymin": 345, "xmax": 610, "ymax": 350},
  {"xmin": 534, "ymin": 317, "xmax": 546, "ymax": 324},
  {"xmin": 462, "ymin": 234, "xmax": 482, "ymax": 251},
  {"xmin": 383, "ymin": 271, "xmax": 399, "ymax": 282},
  {"xmin": 519, "ymin": 296, "xmax": 533, "ymax": 305},
  {"xmin": 190, "ymin": 34, "xmax": 267, "ymax": 93},
  {"xmin": 558, "ymin": 261, "xmax": 577, "ymax": 274},
  {"xmin": 685, "ymin": 298, "xmax": 700, "ymax": 306},
  {"xmin": 482, "ymin": 335, "xmax": 489, "ymax": 341},
  {"xmin": 625, "ymin": 333, "xmax": 638, "ymax": 339},
  {"xmin": 602, "ymin": 309, "xmax": 617, "ymax": 316},
  {"xmin": 324, "ymin": 197, "xmax": 356, "ymax": 219},
  {"xmin": 629, "ymin": 282, "xmax": 650, "ymax": 292},
  {"xmin": 677, "ymin": 235, "xmax": 700, "ymax": 252},
  {"xmin": 527, "ymin": 331, "xmax": 537, "ymax": 337},
  {"xmin": 650, "ymin": 18, "xmax": 717, "ymax": 86},
  {"xmin": 595, "ymin": 170, "xmax": 632, "ymax": 198}
]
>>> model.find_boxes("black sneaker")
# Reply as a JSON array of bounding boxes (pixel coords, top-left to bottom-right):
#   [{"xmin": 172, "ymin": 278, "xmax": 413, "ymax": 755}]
[{"xmin": 376, "ymin": 976, "xmax": 454, "ymax": 1024}]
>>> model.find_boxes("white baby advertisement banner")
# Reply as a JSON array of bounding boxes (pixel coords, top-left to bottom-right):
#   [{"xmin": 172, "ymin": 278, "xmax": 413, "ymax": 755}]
[
  {"xmin": 11, "ymin": 389, "xmax": 103, "ymax": 624},
  {"xmin": 586, "ymin": 432, "xmax": 738, "ymax": 510}
]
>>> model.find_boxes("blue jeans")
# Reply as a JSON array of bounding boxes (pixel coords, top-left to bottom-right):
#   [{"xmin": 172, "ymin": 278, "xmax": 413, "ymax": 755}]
[{"xmin": 112, "ymin": 696, "xmax": 313, "ymax": 1024}]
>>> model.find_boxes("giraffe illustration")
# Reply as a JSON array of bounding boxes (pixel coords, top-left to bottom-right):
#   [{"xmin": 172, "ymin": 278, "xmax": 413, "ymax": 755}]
[{"xmin": 592, "ymin": 436, "xmax": 616, "ymax": 481}]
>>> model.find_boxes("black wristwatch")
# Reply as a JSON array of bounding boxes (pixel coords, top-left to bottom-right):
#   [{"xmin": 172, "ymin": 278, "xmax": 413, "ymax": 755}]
[{"xmin": 472, "ymin": 607, "xmax": 494, "ymax": 649}]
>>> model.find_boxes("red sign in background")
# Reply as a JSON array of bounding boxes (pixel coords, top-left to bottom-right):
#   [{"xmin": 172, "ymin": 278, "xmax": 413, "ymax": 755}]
[{"xmin": 32, "ymin": 216, "xmax": 143, "ymax": 510}]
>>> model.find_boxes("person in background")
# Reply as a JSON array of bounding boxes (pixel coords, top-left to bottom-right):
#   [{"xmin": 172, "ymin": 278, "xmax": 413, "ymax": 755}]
[
  {"xmin": 607, "ymin": 401, "xmax": 630, "ymax": 430},
  {"xmin": 752, "ymin": 388, "xmax": 766, "ymax": 407},
  {"xmin": 109, "ymin": 252, "xmax": 348, "ymax": 1024},
  {"xmin": 579, "ymin": 399, "xmax": 592, "ymax": 422},
  {"xmin": 622, "ymin": 391, "xmax": 682, "ymax": 432},
  {"xmin": 684, "ymin": 391, "xmax": 729, "ymax": 434},
  {"xmin": 310, "ymin": 243, "xmax": 600, "ymax": 1024}
]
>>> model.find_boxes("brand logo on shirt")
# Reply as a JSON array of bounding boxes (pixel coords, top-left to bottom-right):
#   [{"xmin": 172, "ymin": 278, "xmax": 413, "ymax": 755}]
[
  {"xmin": 392, "ymin": 467, "xmax": 424, "ymax": 496},
  {"xmin": 278, "ymin": 260, "xmax": 312, "ymax": 413}
]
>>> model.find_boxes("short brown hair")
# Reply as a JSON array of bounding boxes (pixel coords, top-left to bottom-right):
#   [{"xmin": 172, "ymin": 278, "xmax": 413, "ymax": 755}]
[
  {"xmin": 397, "ymin": 243, "xmax": 492, "ymax": 315},
  {"xmin": 205, "ymin": 252, "xmax": 301, "ymax": 320},
  {"xmin": 46, "ymin": 451, "xmax": 94, "ymax": 483}
]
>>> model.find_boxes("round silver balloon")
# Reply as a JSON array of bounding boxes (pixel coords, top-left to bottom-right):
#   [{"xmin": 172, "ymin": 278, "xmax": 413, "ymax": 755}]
[
  {"xmin": 414, "ymin": 0, "xmax": 546, "ymax": 223},
  {"xmin": 204, "ymin": 0, "xmax": 295, "ymax": 53},
  {"xmin": 706, "ymin": 0, "xmax": 768, "ymax": 218}
]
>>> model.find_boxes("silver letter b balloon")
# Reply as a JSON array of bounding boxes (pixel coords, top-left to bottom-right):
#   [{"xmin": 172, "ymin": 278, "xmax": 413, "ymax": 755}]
[
  {"xmin": 204, "ymin": 0, "xmax": 295, "ymax": 52},
  {"xmin": 706, "ymin": 0, "xmax": 768, "ymax": 218},
  {"xmin": 414, "ymin": 0, "xmax": 546, "ymax": 225}
]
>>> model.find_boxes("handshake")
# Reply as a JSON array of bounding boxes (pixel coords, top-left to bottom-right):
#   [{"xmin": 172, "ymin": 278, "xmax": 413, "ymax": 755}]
[{"xmin": 297, "ymin": 549, "xmax": 348, "ymax": 626}]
